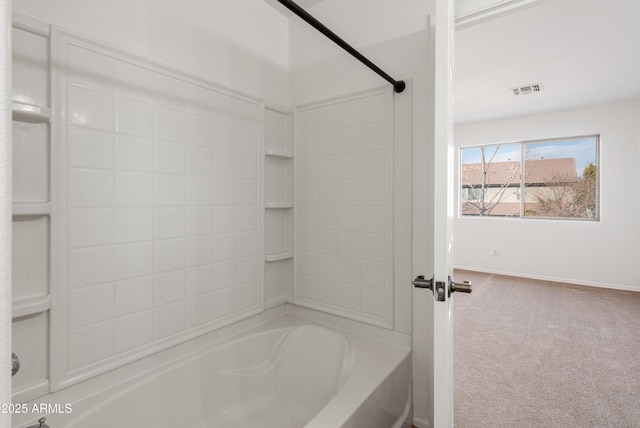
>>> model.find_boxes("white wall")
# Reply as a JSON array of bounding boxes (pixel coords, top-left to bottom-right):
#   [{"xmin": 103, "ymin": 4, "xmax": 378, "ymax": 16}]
[
  {"xmin": 454, "ymin": 99, "xmax": 640, "ymax": 291},
  {"xmin": 290, "ymin": 0, "xmax": 433, "ymax": 106},
  {"xmin": 289, "ymin": 2, "xmax": 435, "ymax": 425},
  {"xmin": 12, "ymin": 0, "xmax": 290, "ymax": 106}
]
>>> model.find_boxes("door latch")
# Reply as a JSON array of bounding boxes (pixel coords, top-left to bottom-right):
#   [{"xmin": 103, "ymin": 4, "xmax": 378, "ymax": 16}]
[
  {"xmin": 435, "ymin": 280, "xmax": 447, "ymax": 301},
  {"xmin": 412, "ymin": 276, "xmax": 447, "ymax": 301},
  {"xmin": 414, "ymin": 275, "xmax": 472, "ymax": 301}
]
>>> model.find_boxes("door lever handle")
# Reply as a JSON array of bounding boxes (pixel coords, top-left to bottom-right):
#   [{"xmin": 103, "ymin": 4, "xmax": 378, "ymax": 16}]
[
  {"xmin": 449, "ymin": 276, "xmax": 472, "ymax": 297},
  {"xmin": 11, "ymin": 353, "xmax": 20, "ymax": 377},
  {"xmin": 412, "ymin": 275, "xmax": 433, "ymax": 290}
]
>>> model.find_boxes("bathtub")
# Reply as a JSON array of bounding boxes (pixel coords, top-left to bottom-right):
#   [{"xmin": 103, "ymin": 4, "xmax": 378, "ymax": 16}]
[{"xmin": 20, "ymin": 309, "xmax": 411, "ymax": 428}]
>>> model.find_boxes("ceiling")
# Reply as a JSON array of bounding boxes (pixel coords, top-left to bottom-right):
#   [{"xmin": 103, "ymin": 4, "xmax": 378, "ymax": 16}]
[
  {"xmin": 454, "ymin": 0, "xmax": 640, "ymax": 123},
  {"xmin": 261, "ymin": 0, "xmax": 640, "ymax": 124}
]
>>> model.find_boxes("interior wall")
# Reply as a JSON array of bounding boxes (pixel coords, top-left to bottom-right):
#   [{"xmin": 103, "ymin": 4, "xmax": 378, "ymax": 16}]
[
  {"xmin": 454, "ymin": 99, "xmax": 640, "ymax": 291},
  {"xmin": 289, "ymin": 1, "xmax": 435, "ymax": 425},
  {"xmin": 12, "ymin": 0, "xmax": 290, "ymax": 106},
  {"xmin": 290, "ymin": 0, "xmax": 433, "ymax": 106}
]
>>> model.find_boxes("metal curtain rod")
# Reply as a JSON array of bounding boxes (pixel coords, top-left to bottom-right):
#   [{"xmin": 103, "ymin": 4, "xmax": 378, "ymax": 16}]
[{"xmin": 276, "ymin": 0, "xmax": 406, "ymax": 93}]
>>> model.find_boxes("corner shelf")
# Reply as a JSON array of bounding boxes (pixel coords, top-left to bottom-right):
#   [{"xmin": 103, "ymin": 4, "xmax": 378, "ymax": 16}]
[
  {"xmin": 264, "ymin": 108, "xmax": 294, "ymax": 305},
  {"xmin": 12, "ymin": 203, "xmax": 51, "ymax": 216},
  {"xmin": 265, "ymin": 251, "xmax": 294, "ymax": 262},
  {"xmin": 265, "ymin": 149, "xmax": 293, "ymax": 159},
  {"xmin": 12, "ymin": 102, "xmax": 51, "ymax": 123},
  {"xmin": 13, "ymin": 294, "xmax": 51, "ymax": 319},
  {"xmin": 265, "ymin": 201, "xmax": 293, "ymax": 209}
]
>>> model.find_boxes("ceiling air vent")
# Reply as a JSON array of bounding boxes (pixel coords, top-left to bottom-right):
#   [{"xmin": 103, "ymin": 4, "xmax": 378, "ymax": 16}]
[{"xmin": 512, "ymin": 83, "xmax": 543, "ymax": 96}]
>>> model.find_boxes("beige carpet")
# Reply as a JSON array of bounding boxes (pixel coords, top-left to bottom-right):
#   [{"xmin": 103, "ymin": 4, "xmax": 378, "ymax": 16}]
[{"xmin": 453, "ymin": 270, "xmax": 640, "ymax": 428}]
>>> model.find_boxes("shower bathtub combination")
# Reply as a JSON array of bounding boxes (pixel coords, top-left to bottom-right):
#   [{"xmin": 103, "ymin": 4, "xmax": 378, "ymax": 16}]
[{"xmin": 10, "ymin": 3, "xmax": 416, "ymax": 428}]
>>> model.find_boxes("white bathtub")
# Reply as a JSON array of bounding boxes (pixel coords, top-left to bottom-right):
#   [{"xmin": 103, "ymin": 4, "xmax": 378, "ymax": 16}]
[{"xmin": 20, "ymin": 310, "xmax": 411, "ymax": 428}]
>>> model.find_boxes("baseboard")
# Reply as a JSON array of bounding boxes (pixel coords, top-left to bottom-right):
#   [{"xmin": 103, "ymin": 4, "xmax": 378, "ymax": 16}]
[{"xmin": 454, "ymin": 265, "xmax": 640, "ymax": 293}]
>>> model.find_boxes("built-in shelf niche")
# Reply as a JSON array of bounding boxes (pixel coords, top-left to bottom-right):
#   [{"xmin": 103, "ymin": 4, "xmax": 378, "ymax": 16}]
[
  {"xmin": 12, "ymin": 119, "xmax": 49, "ymax": 205},
  {"xmin": 265, "ymin": 108, "xmax": 293, "ymax": 154},
  {"xmin": 12, "ymin": 311, "xmax": 50, "ymax": 402},
  {"xmin": 11, "ymin": 16, "xmax": 52, "ymax": 403},
  {"xmin": 12, "ymin": 216, "xmax": 49, "ymax": 302},
  {"xmin": 264, "ymin": 107, "xmax": 294, "ymax": 307},
  {"xmin": 265, "ymin": 156, "xmax": 293, "ymax": 207},
  {"xmin": 265, "ymin": 208, "xmax": 293, "ymax": 260},
  {"xmin": 265, "ymin": 258, "xmax": 293, "ymax": 308}
]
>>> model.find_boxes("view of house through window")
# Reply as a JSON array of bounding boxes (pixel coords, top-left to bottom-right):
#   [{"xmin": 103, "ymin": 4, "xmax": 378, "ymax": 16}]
[{"xmin": 460, "ymin": 136, "xmax": 599, "ymax": 220}]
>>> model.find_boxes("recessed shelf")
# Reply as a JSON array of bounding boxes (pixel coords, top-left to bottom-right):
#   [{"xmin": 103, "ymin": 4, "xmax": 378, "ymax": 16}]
[
  {"xmin": 12, "ymin": 203, "xmax": 51, "ymax": 216},
  {"xmin": 13, "ymin": 294, "xmax": 51, "ymax": 319},
  {"xmin": 265, "ymin": 149, "xmax": 293, "ymax": 159},
  {"xmin": 12, "ymin": 102, "xmax": 51, "ymax": 123},
  {"xmin": 265, "ymin": 251, "xmax": 294, "ymax": 262},
  {"xmin": 265, "ymin": 201, "xmax": 293, "ymax": 209}
]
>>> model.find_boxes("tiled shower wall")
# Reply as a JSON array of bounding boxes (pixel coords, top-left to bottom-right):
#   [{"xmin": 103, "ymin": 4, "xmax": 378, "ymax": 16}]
[
  {"xmin": 295, "ymin": 91, "xmax": 393, "ymax": 328},
  {"xmin": 53, "ymin": 30, "xmax": 262, "ymax": 388}
]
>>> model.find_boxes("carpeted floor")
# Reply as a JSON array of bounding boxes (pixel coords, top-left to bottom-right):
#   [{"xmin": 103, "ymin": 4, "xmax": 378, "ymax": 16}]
[{"xmin": 453, "ymin": 270, "xmax": 640, "ymax": 428}]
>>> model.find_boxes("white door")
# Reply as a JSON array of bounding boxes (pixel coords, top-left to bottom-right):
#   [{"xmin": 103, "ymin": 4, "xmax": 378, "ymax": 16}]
[
  {"xmin": 413, "ymin": 0, "xmax": 459, "ymax": 426},
  {"xmin": 432, "ymin": 0, "xmax": 456, "ymax": 426},
  {"xmin": 0, "ymin": 4, "xmax": 12, "ymax": 428}
]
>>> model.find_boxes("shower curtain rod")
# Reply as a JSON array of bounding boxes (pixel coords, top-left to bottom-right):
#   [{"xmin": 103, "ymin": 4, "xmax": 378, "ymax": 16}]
[{"xmin": 276, "ymin": 0, "xmax": 406, "ymax": 93}]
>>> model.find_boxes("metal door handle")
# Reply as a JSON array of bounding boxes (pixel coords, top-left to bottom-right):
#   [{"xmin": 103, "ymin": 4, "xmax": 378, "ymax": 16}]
[
  {"xmin": 27, "ymin": 417, "xmax": 49, "ymax": 428},
  {"xmin": 449, "ymin": 277, "xmax": 472, "ymax": 297},
  {"xmin": 11, "ymin": 353, "xmax": 20, "ymax": 376},
  {"xmin": 412, "ymin": 275, "xmax": 433, "ymax": 290}
]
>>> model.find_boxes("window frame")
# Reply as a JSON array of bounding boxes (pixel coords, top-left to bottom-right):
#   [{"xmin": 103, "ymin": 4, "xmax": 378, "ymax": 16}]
[{"xmin": 458, "ymin": 135, "xmax": 600, "ymax": 221}]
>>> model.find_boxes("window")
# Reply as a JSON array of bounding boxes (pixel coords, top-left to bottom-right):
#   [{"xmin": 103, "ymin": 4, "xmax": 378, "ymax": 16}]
[
  {"xmin": 460, "ymin": 136, "xmax": 599, "ymax": 220},
  {"xmin": 463, "ymin": 187, "xmax": 483, "ymax": 201}
]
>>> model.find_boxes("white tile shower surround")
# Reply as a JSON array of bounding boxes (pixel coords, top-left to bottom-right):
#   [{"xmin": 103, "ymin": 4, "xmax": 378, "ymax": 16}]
[
  {"xmin": 52, "ymin": 29, "xmax": 264, "ymax": 389},
  {"xmin": 295, "ymin": 91, "xmax": 393, "ymax": 328}
]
